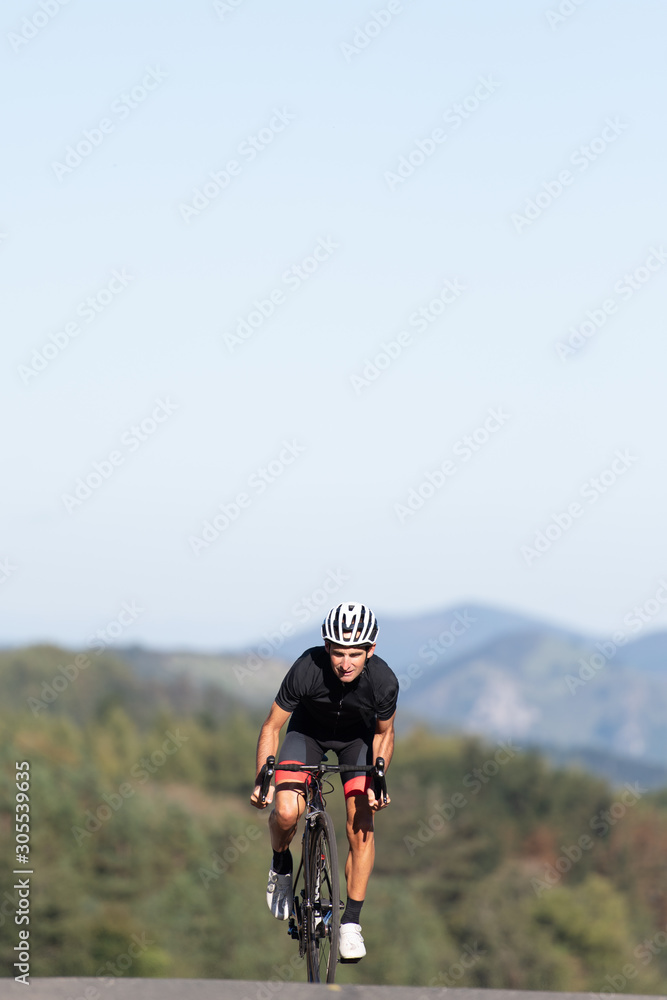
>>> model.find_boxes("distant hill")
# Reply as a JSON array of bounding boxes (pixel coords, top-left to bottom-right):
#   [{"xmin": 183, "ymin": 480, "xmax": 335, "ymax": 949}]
[
  {"xmin": 116, "ymin": 644, "xmax": 286, "ymax": 707},
  {"xmin": 622, "ymin": 630, "xmax": 667, "ymax": 673},
  {"xmin": 275, "ymin": 601, "xmax": 571, "ymax": 670},
  {"xmin": 538, "ymin": 743, "xmax": 667, "ymax": 790},
  {"xmin": 398, "ymin": 628, "xmax": 667, "ymax": 767},
  {"xmin": 97, "ymin": 600, "xmax": 667, "ymax": 785}
]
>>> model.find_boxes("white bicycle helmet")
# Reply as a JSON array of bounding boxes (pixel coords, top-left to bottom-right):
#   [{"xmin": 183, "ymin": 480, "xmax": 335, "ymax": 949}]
[{"xmin": 322, "ymin": 602, "xmax": 379, "ymax": 647}]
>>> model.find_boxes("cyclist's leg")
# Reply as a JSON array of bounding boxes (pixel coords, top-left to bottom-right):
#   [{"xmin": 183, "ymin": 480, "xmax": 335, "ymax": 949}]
[
  {"xmin": 344, "ymin": 790, "xmax": 375, "ymax": 900},
  {"xmin": 336, "ymin": 737, "xmax": 375, "ymax": 901},
  {"xmin": 271, "ymin": 729, "xmax": 320, "ymax": 851}
]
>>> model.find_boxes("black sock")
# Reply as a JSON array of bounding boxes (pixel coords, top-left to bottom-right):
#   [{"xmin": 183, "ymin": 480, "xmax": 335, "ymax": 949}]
[
  {"xmin": 272, "ymin": 848, "xmax": 293, "ymax": 876},
  {"xmin": 341, "ymin": 896, "xmax": 363, "ymax": 925}
]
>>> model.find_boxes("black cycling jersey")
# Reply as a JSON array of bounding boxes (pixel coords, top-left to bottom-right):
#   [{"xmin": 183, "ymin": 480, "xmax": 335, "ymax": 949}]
[{"xmin": 274, "ymin": 645, "xmax": 399, "ymax": 740}]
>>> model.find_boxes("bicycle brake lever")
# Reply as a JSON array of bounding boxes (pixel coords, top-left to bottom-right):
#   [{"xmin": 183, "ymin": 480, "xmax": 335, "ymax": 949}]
[
  {"xmin": 260, "ymin": 755, "xmax": 275, "ymax": 803},
  {"xmin": 373, "ymin": 757, "xmax": 388, "ymax": 805}
]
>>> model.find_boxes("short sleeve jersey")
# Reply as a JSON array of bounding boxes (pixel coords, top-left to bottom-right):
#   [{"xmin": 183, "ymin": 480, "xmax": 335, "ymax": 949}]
[{"xmin": 275, "ymin": 645, "xmax": 399, "ymax": 740}]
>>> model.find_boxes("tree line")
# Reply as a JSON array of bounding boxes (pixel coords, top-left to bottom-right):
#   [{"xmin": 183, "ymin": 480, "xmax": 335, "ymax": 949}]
[{"xmin": 1, "ymin": 644, "xmax": 666, "ymax": 992}]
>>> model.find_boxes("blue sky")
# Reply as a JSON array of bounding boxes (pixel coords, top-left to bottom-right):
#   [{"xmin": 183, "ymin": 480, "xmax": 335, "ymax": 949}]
[{"xmin": 3, "ymin": 0, "xmax": 667, "ymax": 650}]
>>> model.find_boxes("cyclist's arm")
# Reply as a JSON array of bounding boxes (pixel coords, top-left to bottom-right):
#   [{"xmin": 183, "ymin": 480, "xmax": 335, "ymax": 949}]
[
  {"xmin": 367, "ymin": 713, "xmax": 395, "ymax": 811},
  {"xmin": 250, "ymin": 701, "xmax": 291, "ymax": 807},
  {"xmin": 255, "ymin": 700, "xmax": 291, "ymax": 776},
  {"xmin": 372, "ymin": 712, "xmax": 395, "ymax": 769}
]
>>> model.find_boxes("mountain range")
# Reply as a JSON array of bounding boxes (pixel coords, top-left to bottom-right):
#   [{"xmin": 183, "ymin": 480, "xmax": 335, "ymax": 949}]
[{"xmin": 114, "ymin": 602, "xmax": 667, "ymax": 786}]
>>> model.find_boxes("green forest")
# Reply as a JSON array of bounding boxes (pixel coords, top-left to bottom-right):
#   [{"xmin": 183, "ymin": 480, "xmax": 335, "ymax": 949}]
[{"xmin": 1, "ymin": 644, "xmax": 667, "ymax": 992}]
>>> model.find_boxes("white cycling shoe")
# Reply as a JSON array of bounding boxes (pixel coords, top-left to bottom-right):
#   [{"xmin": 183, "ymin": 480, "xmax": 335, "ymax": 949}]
[
  {"xmin": 266, "ymin": 869, "xmax": 293, "ymax": 920},
  {"xmin": 339, "ymin": 922, "xmax": 366, "ymax": 960}
]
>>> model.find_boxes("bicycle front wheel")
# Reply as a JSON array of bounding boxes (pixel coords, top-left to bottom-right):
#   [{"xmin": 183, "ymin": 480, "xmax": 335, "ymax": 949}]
[{"xmin": 305, "ymin": 811, "xmax": 340, "ymax": 983}]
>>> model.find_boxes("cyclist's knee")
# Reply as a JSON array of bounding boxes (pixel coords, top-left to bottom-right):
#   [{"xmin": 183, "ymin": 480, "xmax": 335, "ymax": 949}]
[
  {"xmin": 347, "ymin": 822, "xmax": 374, "ymax": 851},
  {"xmin": 346, "ymin": 802, "xmax": 374, "ymax": 839},
  {"xmin": 273, "ymin": 792, "xmax": 301, "ymax": 830},
  {"xmin": 273, "ymin": 806, "xmax": 298, "ymax": 831}
]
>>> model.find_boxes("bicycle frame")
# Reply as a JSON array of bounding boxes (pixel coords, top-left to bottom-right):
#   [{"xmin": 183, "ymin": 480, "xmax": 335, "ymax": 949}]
[
  {"xmin": 259, "ymin": 755, "xmax": 387, "ymax": 980},
  {"xmin": 289, "ymin": 770, "xmax": 332, "ymax": 959}
]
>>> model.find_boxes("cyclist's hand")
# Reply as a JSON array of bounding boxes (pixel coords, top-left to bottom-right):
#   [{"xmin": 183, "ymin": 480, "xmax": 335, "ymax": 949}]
[
  {"xmin": 367, "ymin": 786, "xmax": 390, "ymax": 811},
  {"xmin": 250, "ymin": 784, "xmax": 274, "ymax": 809}
]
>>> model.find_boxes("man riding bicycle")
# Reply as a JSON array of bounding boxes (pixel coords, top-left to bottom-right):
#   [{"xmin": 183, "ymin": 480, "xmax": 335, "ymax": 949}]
[{"xmin": 250, "ymin": 601, "xmax": 398, "ymax": 961}]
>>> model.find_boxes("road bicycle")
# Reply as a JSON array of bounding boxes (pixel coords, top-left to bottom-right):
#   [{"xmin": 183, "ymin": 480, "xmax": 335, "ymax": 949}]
[{"xmin": 258, "ymin": 755, "xmax": 388, "ymax": 983}]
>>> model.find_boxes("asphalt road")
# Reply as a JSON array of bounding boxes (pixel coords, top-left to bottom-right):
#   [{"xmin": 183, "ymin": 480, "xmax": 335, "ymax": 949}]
[{"xmin": 0, "ymin": 982, "xmax": 662, "ymax": 1000}]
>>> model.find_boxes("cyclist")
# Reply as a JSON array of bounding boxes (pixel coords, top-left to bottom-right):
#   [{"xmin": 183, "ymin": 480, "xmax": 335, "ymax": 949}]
[{"xmin": 250, "ymin": 601, "xmax": 398, "ymax": 961}]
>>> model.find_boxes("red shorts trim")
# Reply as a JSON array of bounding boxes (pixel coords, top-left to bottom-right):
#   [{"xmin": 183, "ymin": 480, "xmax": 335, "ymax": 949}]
[
  {"xmin": 275, "ymin": 759, "xmax": 311, "ymax": 786},
  {"xmin": 343, "ymin": 774, "xmax": 372, "ymax": 799}
]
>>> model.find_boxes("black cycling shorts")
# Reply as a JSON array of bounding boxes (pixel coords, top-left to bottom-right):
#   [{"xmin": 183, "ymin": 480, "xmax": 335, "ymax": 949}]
[{"xmin": 275, "ymin": 729, "xmax": 373, "ymax": 798}]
